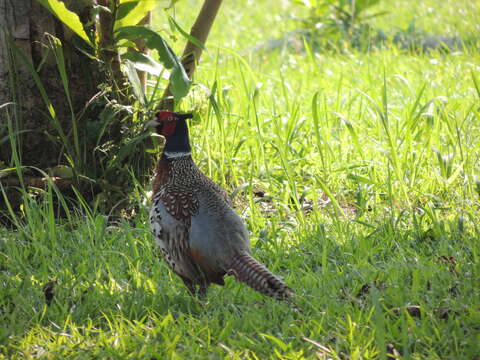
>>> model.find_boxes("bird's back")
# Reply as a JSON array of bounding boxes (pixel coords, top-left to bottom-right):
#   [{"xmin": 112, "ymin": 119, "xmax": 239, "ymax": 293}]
[{"xmin": 189, "ymin": 184, "xmax": 251, "ymax": 271}]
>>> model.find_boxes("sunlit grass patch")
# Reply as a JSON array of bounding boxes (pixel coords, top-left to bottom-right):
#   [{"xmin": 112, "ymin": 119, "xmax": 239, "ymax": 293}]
[{"xmin": 1, "ymin": 0, "xmax": 480, "ymax": 358}]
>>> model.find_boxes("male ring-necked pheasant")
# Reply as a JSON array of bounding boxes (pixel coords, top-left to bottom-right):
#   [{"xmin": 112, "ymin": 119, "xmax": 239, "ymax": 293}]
[{"xmin": 146, "ymin": 111, "xmax": 292, "ymax": 300}]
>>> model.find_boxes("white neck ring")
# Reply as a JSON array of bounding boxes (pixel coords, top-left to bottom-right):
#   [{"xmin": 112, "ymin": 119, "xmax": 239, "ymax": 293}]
[{"xmin": 164, "ymin": 151, "xmax": 191, "ymax": 159}]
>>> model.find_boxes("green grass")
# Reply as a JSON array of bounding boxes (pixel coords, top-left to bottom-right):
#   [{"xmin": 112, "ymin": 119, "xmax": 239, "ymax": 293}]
[{"xmin": 2, "ymin": 0, "xmax": 480, "ymax": 358}]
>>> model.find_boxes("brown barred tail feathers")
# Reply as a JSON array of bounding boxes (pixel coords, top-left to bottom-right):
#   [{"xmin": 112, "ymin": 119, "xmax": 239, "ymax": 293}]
[{"xmin": 228, "ymin": 253, "xmax": 293, "ymax": 300}]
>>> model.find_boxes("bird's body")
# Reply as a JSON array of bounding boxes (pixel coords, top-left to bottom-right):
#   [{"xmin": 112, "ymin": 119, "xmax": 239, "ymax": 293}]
[{"xmin": 148, "ymin": 111, "xmax": 292, "ymax": 299}]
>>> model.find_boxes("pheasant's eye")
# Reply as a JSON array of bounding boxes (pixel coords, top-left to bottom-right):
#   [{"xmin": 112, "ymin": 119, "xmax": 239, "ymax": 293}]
[{"xmin": 156, "ymin": 111, "xmax": 178, "ymax": 123}]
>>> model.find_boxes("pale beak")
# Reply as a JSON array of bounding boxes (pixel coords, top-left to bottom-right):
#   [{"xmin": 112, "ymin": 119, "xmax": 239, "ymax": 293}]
[{"xmin": 144, "ymin": 118, "xmax": 160, "ymax": 131}]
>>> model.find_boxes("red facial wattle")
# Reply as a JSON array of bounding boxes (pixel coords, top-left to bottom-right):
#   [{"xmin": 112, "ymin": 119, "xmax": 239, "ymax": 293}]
[
  {"xmin": 156, "ymin": 111, "xmax": 177, "ymax": 137},
  {"xmin": 161, "ymin": 121, "xmax": 177, "ymax": 136}
]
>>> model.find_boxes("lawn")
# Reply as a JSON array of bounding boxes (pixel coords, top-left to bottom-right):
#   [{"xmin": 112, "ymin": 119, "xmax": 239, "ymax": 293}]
[{"xmin": 1, "ymin": 0, "xmax": 480, "ymax": 358}]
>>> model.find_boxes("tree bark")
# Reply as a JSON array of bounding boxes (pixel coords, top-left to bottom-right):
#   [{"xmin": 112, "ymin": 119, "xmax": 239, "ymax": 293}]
[
  {"xmin": 0, "ymin": 0, "xmax": 102, "ymax": 169},
  {"xmin": 134, "ymin": 12, "xmax": 151, "ymax": 93}
]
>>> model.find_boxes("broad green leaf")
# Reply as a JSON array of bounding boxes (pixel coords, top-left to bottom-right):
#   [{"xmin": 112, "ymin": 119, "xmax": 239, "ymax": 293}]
[
  {"xmin": 116, "ymin": 26, "xmax": 191, "ymax": 100},
  {"xmin": 170, "ymin": 66, "xmax": 191, "ymax": 100},
  {"xmin": 124, "ymin": 60, "xmax": 146, "ymax": 105},
  {"xmin": 116, "ymin": 1, "xmax": 139, "ymax": 21},
  {"xmin": 122, "ymin": 50, "xmax": 164, "ymax": 76},
  {"xmin": 116, "ymin": 26, "xmax": 177, "ymax": 67},
  {"xmin": 168, "ymin": 15, "xmax": 205, "ymax": 50},
  {"xmin": 115, "ymin": 0, "xmax": 157, "ymax": 29},
  {"xmin": 35, "ymin": 0, "xmax": 92, "ymax": 46}
]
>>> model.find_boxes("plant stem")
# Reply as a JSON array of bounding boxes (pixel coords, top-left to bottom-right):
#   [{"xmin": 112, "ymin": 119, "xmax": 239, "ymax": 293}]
[
  {"xmin": 161, "ymin": 0, "xmax": 224, "ymax": 110},
  {"xmin": 129, "ymin": 13, "xmax": 151, "ymax": 93},
  {"xmin": 98, "ymin": 0, "xmax": 125, "ymax": 99}
]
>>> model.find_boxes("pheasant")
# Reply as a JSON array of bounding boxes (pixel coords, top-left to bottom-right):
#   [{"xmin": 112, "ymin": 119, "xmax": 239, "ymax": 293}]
[{"xmin": 145, "ymin": 111, "xmax": 293, "ymax": 300}]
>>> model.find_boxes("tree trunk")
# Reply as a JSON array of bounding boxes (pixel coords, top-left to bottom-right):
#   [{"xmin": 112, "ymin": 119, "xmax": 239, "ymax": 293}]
[
  {"xmin": 0, "ymin": 0, "xmax": 217, "ymax": 218},
  {"xmin": 0, "ymin": 0, "xmax": 102, "ymax": 170},
  {"xmin": 161, "ymin": 0, "xmax": 223, "ymax": 110}
]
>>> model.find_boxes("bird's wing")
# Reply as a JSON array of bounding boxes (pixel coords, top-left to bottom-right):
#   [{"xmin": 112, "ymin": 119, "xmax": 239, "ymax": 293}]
[{"xmin": 150, "ymin": 194, "xmax": 203, "ymax": 282}]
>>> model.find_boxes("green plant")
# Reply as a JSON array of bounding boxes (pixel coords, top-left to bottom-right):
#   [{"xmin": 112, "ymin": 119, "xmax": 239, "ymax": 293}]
[
  {"xmin": 291, "ymin": 0, "xmax": 388, "ymax": 49},
  {"xmin": 1, "ymin": 0, "xmax": 220, "ymax": 215}
]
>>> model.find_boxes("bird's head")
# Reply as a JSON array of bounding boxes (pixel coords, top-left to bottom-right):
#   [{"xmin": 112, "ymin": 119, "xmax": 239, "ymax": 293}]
[{"xmin": 145, "ymin": 111, "xmax": 193, "ymax": 137}]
